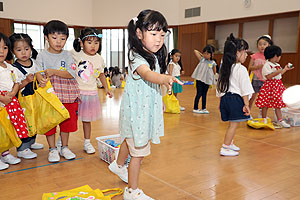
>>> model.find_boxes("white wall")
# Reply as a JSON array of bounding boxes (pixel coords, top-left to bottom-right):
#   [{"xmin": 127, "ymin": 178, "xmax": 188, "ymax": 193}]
[
  {"xmin": 179, "ymin": 0, "xmax": 300, "ymax": 25},
  {"xmin": 92, "ymin": 0, "xmax": 180, "ymax": 27},
  {"xmin": 0, "ymin": 0, "xmax": 94, "ymax": 26}
]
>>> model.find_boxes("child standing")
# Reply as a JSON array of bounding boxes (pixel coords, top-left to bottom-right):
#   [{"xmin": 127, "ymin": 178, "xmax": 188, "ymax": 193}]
[
  {"xmin": 72, "ymin": 27, "xmax": 112, "ymax": 154},
  {"xmin": 10, "ymin": 33, "xmax": 46, "ymax": 159},
  {"xmin": 36, "ymin": 20, "xmax": 80, "ymax": 162},
  {"xmin": 167, "ymin": 49, "xmax": 185, "ymax": 111},
  {"xmin": 191, "ymin": 45, "xmax": 216, "ymax": 114},
  {"xmin": 111, "ymin": 67, "xmax": 124, "ymax": 88},
  {"xmin": 255, "ymin": 45, "xmax": 293, "ymax": 128},
  {"xmin": 217, "ymin": 34, "xmax": 253, "ymax": 156},
  {"xmin": 0, "ymin": 32, "xmax": 24, "ymax": 169},
  {"xmin": 248, "ymin": 35, "xmax": 273, "ymax": 110},
  {"xmin": 108, "ymin": 9, "xmax": 182, "ymax": 200}
]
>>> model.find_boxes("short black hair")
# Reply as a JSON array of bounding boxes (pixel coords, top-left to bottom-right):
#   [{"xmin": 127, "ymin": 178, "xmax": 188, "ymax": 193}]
[
  {"xmin": 0, "ymin": 32, "xmax": 13, "ymax": 60},
  {"xmin": 264, "ymin": 45, "xmax": 282, "ymax": 60},
  {"xmin": 43, "ymin": 20, "xmax": 69, "ymax": 38},
  {"xmin": 203, "ymin": 45, "xmax": 215, "ymax": 60}
]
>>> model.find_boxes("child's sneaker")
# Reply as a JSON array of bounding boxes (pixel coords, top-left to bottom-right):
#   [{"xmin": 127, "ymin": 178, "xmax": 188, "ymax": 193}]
[
  {"xmin": 0, "ymin": 160, "xmax": 9, "ymax": 170},
  {"xmin": 180, "ymin": 106, "xmax": 185, "ymax": 111},
  {"xmin": 201, "ymin": 109, "xmax": 209, "ymax": 114},
  {"xmin": 31, "ymin": 142, "xmax": 44, "ymax": 150},
  {"xmin": 279, "ymin": 120, "xmax": 291, "ymax": 128},
  {"xmin": 60, "ymin": 147, "xmax": 76, "ymax": 160},
  {"xmin": 17, "ymin": 148, "xmax": 37, "ymax": 159},
  {"xmin": 48, "ymin": 149, "xmax": 60, "ymax": 163},
  {"xmin": 123, "ymin": 187, "xmax": 154, "ymax": 200},
  {"xmin": 193, "ymin": 109, "xmax": 202, "ymax": 114},
  {"xmin": 83, "ymin": 142, "xmax": 96, "ymax": 154},
  {"xmin": 108, "ymin": 160, "xmax": 128, "ymax": 183},
  {"xmin": 228, "ymin": 144, "xmax": 240, "ymax": 151},
  {"xmin": 1, "ymin": 153, "xmax": 21, "ymax": 164},
  {"xmin": 220, "ymin": 147, "xmax": 239, "ymax": 156}
]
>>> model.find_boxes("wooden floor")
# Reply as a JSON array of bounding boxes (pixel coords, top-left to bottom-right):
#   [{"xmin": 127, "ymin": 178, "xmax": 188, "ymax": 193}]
[{"xmin": 2, "ymin": 79, "xmax": 300, "ymax": 200}]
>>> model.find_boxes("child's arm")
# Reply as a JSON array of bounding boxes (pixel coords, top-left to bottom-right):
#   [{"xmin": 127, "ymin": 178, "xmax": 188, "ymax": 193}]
[
  {"xmin": 0, "ymin": 95, "xmax": 13, "ymax": 105},
  {"xmin": 45, "ymin": 69, "xmax": 73, "ymax": 79},
  {"xmin": 248, "ymin": 59, "xmax": 263, "ymax": 71},
  {"xmin": 265, "ymin": 65, "xmax": 294, "ymax": 80},
  {"xmin": 6, "ymin": 83, "xmax": 20, "ymax": 97},
  {"xmin": 136, "ymin": 65, "xmax": 182, "ymax": 91},
  {"xmin": 242, "ymin": 95, "xmax": 250, "ymax": 116},
  {"xmin": 19, "ymin": 74, "xmax": 34, "ymax": 90},
  {"xmin": 194, "ymin": 50, "xmax": 203, "ymax": 61},
  {"xmin": 168, "ymin": 64, "xmax": 174, "ymax": 76},
  {"xmin": 99, "ymin": 73, "xmax": 113, "ymax": 98},
  {"xmin": 36, "ymin": 73, "xmax": 48, "ymax": 88}
]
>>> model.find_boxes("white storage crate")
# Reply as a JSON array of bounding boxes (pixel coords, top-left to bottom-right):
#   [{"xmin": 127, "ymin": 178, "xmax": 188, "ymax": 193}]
[
  {"xmin": 96, "ymin": 134, "xmax": 121, "ymax": 164},
  {"xmin": 282, "ymin": 109, "xmax": 300, "ymax": 127}
]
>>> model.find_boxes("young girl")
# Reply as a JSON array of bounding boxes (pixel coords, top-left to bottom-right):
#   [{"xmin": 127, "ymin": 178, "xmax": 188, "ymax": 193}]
[
  {"xmin": 217, "ymin": 34, "xmax": 253, "ymax": 156},
  {"xmin": 72, "ymin": 27, "xmax": 112, "ymax": 154},
  {"xmin": 108, "ymin": 9, "xmax": 182, "ymax": 200},
  {"xmin": 167, "ymin": 49, "xmax": 185, "ymax": 111},
  {"xmin": 37, "ymin": 20, "xmax": 80, "ymax": 163},
  {"xmin": 255, "ymin": 45, "xmax": 293, "ymax": 128},
  {"xmin": 9, "ymin": 33, "xmax": 46, "ymax": 159},
  {"xmin": 248, "ymin": 35, "xmax": 273, "ymax": 110},
  {"xmin": 0, "ymin": 32, "xmax": 24, "ymax": 169},
  {"xmin": 191, "ymin": 45, "xmax": 216, "ymax": 114},
  {"xmin": 111, "ymin": 67, "xmax": 124, "ymax": 88}
]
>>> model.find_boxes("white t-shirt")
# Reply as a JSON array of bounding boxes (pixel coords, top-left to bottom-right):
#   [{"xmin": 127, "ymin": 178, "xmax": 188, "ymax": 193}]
[
  {"xmin": 262, "ymin": 60, "xmax": 282, "ymax": 80},
  {"xmin": 71, "ymin": 50, "xmax": 105, "ymax": 91},
  {"xmin": 167, "ymin": 61, "xmax": 181, "ymax": 77},
  {"xmin": 0, "ymin": 61, "xmax": 23, "ymax": 92},
  {"xmin": 217, "ymin": 63, "xmax": 254, "ymax": 97}
]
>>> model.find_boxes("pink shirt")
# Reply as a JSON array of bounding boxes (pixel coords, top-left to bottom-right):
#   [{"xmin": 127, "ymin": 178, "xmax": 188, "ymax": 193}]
[{"xmin": 250, "ymin": 52, "xmax": 265, "ymax": 81}]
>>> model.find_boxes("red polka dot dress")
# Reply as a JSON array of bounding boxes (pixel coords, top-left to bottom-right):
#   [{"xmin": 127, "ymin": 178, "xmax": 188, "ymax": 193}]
[{"xmin": 255, "ymin": 61, "xmax": 286, "ymax": 109}]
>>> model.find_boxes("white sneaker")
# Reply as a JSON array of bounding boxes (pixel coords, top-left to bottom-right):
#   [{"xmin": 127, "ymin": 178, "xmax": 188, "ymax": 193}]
[
  {"xmin": 0, "ymin": 160, "xmax": 9, "ymax": 170},
  {"xmin": 193, "ymin": 109, "xmax": 202, "ymax": 114},
  {"xmin": 83, "ymin": 142, "xmax": 96, "ymax": 154},
  {"xmin": 48, "ymin": 149, "xmax": 60, "ymax": 163},
  {"xmin": 31, "ymin": 143, "xmax": 44, "ymax": 150},
  {"xmin": 279, "ymin": 120, "xmax": 291, "ymax": 128},
  {"xmin": 180, "ymin": 106, "xmax": 185, "ymax": 111},
  {"xmin": 201, "ymin": 109, "xmax": 209, "ymax": 114},
  {"xmin": 123, "ymin": 187, "xmax": 154, "ymax": 200},
  {"xmin": 17, "ymin": 148, "xmax": 37, "ymax": 159},
  {"xmin": 220, "ymin": 147, "xmax": 239, "ymax": 156},
  {"xmin": 1, "ymin": 153, "xmax": 21, "ymax": 164},
  {"xmin": 108, "ymin": 160, "xmax": 128, "ymax": 183},
  {"xmin": 227, "ymin": 144, "xmax": 240, "ymax": 151},
  {"xmin": 60, "ymin": 147, "xmax": 76, "ymax": 160}
]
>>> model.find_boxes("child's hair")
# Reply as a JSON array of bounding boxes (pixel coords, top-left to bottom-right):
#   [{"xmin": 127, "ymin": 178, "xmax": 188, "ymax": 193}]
[
  {"xmin": 43, "ymin": 20, "xmax": 69, "ymax": 38},
  {"xmin": 112, "ymin": 67, "xmax": 121, "ymax": 77},
  {"xmin": 0, "ymin": 32, "xmax": 13, "ymax": 61},
  {"xmin": 203, "ymin": 45, "xmax": 215, "ymax": 60},
  {"xmin": 73, "ymin": 27, "xmax": 102, "ymax": 53},
  {"xmin": 257, "ymin": 35, "xmax": 273, "ymax": 46},
  {"xmin": 167, "ymin": 49, "xmax": 183, "ymax": 69},
  {"xmin": 9, "ymin": 33, "xmax": 38, "ymax": 59},
  {"xmin": 128, "ymin": 9, "xmax": 169, "ymax": 74},
  {"xmin": 104, "ymin": 67, "xmax": 108, "ymax": 74},
  {"xmin": 217, "ymin": 33, "xmax": 249, "ymax": 93},
  {"xmin": 264, "ymin": 45, "xmax": 282, "ymax": 59}
]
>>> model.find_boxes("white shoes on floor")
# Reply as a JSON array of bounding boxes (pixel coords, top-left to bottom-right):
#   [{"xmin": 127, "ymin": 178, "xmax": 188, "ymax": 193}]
[
  {"xmin": 123, "ymin": 187, "xmax": 154, "ymax": 200},
  {"xmin": 17, "ymin": 148, "xmax": 37, "ymax": 159},
  {"xmin": 108, "ymin": 160, "xmax": 128, "ymax": 183}
]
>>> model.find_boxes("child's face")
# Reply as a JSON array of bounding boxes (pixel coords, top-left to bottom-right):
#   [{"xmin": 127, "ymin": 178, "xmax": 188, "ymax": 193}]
[
  {"xmin": 137, "ymin": 29, "xmax": 166, "ymax": 53},
  {"xmin": 81, "ymin": 37, "xmax": 100, "ymax": 56},
  {"xmin": 0, "ymin": 39, "xmax": 8, "ymax": 63},
  {"xmin": 236, "ymin": 50, "xmax": 248, "ymax": 63},
  {"xmin": 171, "ymin": 52, "xmax": 181, "ymax": 63},
  {"xmin": 13, "ymin": 40, "xmax": 31, "ymax": 63},
  {"xmin": 203, "ymin": 52, "xmax": 212, "ymax": 60},
  {"xmin": 45, "ymin": 33, "xmax": 67, "ymax": 54},
  {"xmin": 257, "ymin": 39, "xmax": 270, "ymax": 53}
]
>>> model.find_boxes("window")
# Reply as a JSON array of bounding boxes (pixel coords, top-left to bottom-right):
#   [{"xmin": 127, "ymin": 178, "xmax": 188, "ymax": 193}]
[
  {"xmin": 14, "ymin": 23, "xmax": 75, "ymax": 52},
  {"xmin": 215, "ymin": 24, "xmax": 239, "ymax": 52}
]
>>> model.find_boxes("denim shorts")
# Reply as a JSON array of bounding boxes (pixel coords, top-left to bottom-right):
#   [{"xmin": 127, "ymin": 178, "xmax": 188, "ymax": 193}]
[{"xmin": 220, "ymin": 93, "xmax": 251, "ymax": 122}]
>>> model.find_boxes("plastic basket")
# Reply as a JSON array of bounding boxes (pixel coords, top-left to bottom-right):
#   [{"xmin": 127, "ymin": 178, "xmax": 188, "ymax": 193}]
[{"xmin": 96, "ymin": 134, "xmax": 121, "ymax": 164}]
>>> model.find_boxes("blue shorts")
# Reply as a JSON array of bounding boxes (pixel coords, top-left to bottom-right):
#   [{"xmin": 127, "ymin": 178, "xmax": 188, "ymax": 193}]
[{"xmin": 220, "ymin": 93, "xmax": 251, "ymax": 122}]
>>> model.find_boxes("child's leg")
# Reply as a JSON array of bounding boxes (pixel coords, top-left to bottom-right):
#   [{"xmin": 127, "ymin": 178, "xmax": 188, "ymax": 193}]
[
  {"xmin": 83, "ymin": 121, "xmax": 91, "ymax": 139},
  {"xmin": 224, "ymin": 122, "xmax": 239, "ymax": 145},
  {"xmin": 193, "ymin": 80, "xmax": 202, "ymax": 110},
  {"xmin": 46, "ymin": 134, "xmax": 56, "ymax": 149},
  {"xmin": 117, "ymin": 141, "xmax": 130, "ymax": 166},
  {"xmin": 128, "ymin": 156, "xmax": 143, "ymax": 190},
  {"xmin": 60, "ymin": 132, "xmax": 76, "ymax": 159},
  {"xmin": 261, "ymin": 107, "xmax": 268, "ymax": 118},
  {"xmin": 60, "ymin": 132, "xmax": 70, "ymax": 146},
  {"xmin": 274, "ymin": 108, "xmax": 282, "ymax": 120},
  {"xmin": 201, "ymin": 83, "xmax": 209, "ymax": 110},
  {"xmin": 249, "ymin": 93, "xmax": 257, "ymax": 110},
  {"xmin": 174, "ymin": 93, "xmax": 178, "ymax": 98}
]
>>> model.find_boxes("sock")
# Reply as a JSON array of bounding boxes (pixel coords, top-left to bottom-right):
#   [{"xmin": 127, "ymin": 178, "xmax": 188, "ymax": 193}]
[
  {"xmin": 278, "ymin": 118, "xmax": 283, "ymax": 122},
  {"xmin": 84, "ymin": 139, "xmax": 91, "ymax": 144},
  {"xmin": 1, "ymin": 150, "xmax": 9, "ymax": 157},
  {"xmin": 49, "ymin": 147, "xmax": 57, "ymax": 151},
  {"xmin": 61, "ymin": 146, "xmax": 68, "ymax": 150},
  {"xmin": 222, "ymin": 144, "xmax": 230, "ymax": 148}
]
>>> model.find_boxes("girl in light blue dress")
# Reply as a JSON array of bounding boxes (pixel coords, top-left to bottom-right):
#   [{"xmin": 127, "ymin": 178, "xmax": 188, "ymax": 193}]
[{"xmin": 108, "ymin": 9, "xmax": 182, "ymax": 200}]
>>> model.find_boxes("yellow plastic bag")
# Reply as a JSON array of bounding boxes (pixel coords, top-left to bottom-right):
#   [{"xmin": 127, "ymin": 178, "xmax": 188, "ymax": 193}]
[
  {"xmin": 106, "ymin": 77, "xmax": 111, "ymax": 90},
  {"xmin": 0, "ymin": 107, "xmax": 22, "ymax": 153},
  {"xmin": 163, "ymin": 92, "xmax": 180, "ymax": 114},
  {"xmin": 34, "ymin": 80, "xmax": 70, "ymax": 135},
  {"xmin": 247, "ymin": 118, "xmax": 275, "ymax": 130},
  {"xmin": 121, "ymin": 80, "xmax": 126, "ymax": 88},
  {"xmin": 42, "ymin": 185, "xmax": 123, "ymax": 200}
]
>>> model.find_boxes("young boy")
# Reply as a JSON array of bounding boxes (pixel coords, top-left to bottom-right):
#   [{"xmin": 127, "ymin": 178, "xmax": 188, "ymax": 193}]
[{"xmin": 36, "ymin": 20, "xmax": 80, "ymax": 162}]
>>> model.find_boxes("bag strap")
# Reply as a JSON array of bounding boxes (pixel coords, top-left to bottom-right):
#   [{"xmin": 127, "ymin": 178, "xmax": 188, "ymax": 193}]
[
  {"xmin": 12, "ymin": 62, "xmax": 28, "ymax": 75},
  {"xmin": 101, "ymin": 188, "xmax": 123, "ymax": 198}
]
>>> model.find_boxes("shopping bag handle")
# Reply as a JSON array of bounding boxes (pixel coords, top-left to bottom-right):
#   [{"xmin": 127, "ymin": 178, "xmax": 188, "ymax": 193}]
[
  {"xmin": 33, "ymin": 70, "xmax": 46, "ymax": 90},
  {"xmin": 101, "ymin": 188, "xmax": 123, "ymax": 198}
]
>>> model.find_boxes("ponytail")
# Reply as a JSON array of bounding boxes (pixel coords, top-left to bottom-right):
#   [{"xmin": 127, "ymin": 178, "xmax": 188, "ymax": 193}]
[
  {"xmin": 73, "ymin": 38, "xmax": 81, "ymax": 52},
  {"xmin": 31, "ymin": 47, "xmax": 38, "ymax": 59}
]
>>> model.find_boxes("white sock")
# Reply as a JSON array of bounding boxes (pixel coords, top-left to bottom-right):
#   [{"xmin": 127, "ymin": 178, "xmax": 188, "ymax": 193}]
[{"xmin": 84, "ymin": 139, "xmax": 90, "ymax": 144}]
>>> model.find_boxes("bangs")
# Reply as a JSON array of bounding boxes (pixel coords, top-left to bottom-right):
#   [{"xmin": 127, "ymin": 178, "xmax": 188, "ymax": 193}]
[
  {"xmin": 85, "ymin": 36, "xmax": 100, "ymax": 41},
  {"xmin": 240, "ymin": 39, "xmax": 249, "ymax": 50},
  {"xmin": 143, "ymin": 11, "xmax": 168, "ymax": 32}
]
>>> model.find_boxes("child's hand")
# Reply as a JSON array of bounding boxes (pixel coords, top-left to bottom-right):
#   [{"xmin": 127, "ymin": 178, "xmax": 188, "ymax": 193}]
[
  {"xmin": 163, "ymin": 75, "xmax": 183, "ymax": 94},
  {"xmin": 106, "ymin": 90, "xmax": 113, "ymax": 98},
  {"xmin": 243, "ymin": 105, "xmax": 250, "ymax": 116},
  {"xmin": 26, "ymin": 74, "xmax": 34, "ymax": 83},
  {"xmin": 39, "ymin": 78, "xmax": 48, "ymax": 88},
  {"xmin": 283, "ymin": 64, "xmax": 294, "ymax": 71},
  {"xmin": 45, "ymin": 69, "xmax": 55, "ymax": 78},
  {"xmin": 1, "ymin": 95, "xmax": 13, "ymax": 105}
]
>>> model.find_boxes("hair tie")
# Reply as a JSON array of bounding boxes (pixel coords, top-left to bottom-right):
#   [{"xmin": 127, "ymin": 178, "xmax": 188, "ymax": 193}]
[
  {"xmin": 82, "ymin": 33, "xmax": 103, "ymax": 40},
  {"xmin": 258, "ymin": 34, "xmax": 271, "ymax": 40},
  {"xmin": 132, "ymin": 17, "xmax": 138, "ymax": 25}
]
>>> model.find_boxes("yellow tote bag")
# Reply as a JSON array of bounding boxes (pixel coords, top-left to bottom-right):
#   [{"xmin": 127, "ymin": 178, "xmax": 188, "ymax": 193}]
[
  {"xmin": 42, "ymin": 185, "xmax": 123, "ymax": 200},
  {"xmin": 0, "ymin": 107, "xmax": 22, "ymax": 153},
  {"xmin": 34, "ymin": 80, "xmax": 70, "ymax": 135},
  {"xmin": 163, "ymin": 92, "xmax": 180, "ymax": 114}
]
